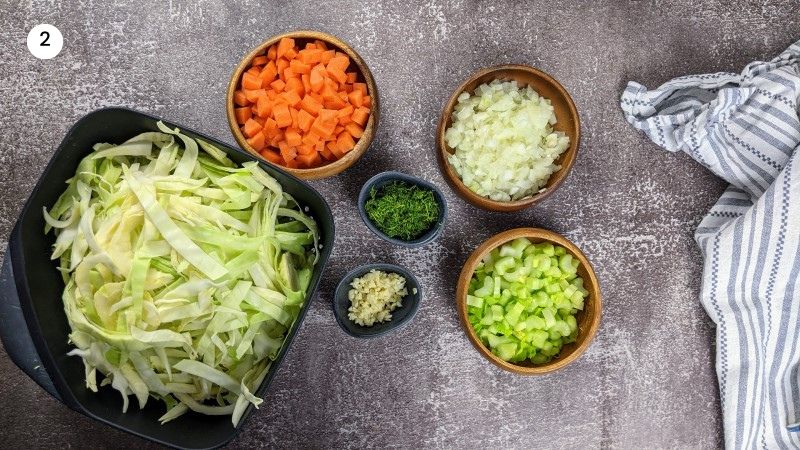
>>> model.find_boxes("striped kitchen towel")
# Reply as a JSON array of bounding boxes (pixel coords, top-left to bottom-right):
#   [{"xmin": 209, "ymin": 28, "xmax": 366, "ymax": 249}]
[{"xmin": 620, "ymin": 39, "xmax": 800, "ymax": 449}]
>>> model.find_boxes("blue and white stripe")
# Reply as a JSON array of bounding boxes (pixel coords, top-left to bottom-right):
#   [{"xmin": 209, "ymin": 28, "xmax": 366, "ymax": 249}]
[{"xmin": 621, "ymin": 40, "xmax": 800, "ymax": 449}]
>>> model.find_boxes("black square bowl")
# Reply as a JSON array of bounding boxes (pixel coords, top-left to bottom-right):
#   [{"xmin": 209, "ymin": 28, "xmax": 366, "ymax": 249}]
[{"xmin": 0, "ymin": 108, "xmax": 334, "ymax": 449}]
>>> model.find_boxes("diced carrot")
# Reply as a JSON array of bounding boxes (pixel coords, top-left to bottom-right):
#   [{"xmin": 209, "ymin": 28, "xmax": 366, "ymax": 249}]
[
  {"xmin": 253, "ymin": 116, "xmax": 266, "ymax": 127},
  {"xmin": 247, "ymin": 131, "xmax": 266, "ymax": 151},
  {"xmin": 336, "ymin": 131, "xmax": 356, "ymax": 153},
  {"xmin": 263, "ymin": 118, "xmax": 279, "ymax": 138},
  {"xmin": 252, "ymin": 55, "xmax": 268, "ymax": 66},
  {"xmin": 243, "ymin": 118, "xmax": 262, "ymax": 138},
  {"xmin": 352, "ymin": 107, "xmax": 370, "ymax": 126},
  {"xmin": 272, "ymin": 103, "xmax": 292, "ymax": 128},
  {"xmin": 278, "ymin": 141, "xmax": 297, "ymax": 163},
  {"xmin": 242, "ymin": 72, "xmax": 261, "ymax": 90},
  {"xmin": 289, "ymin": 59, "xmax": 311, "ymax": 74},
  {"xmin": 328, "ymin": 68, "xmax": 348, "ymax": 84},
  {"xmin": 353, "ymin": 83, "xmax": 368, "ymax": 95},
  {"xmin": 311, "ymin": 116, "xmax": 336, "ymax": 137},
  {"xmin": 338, "ymin": 115, "xmax": 351, "ymax": 125},
  {"xmin": 297, "ymin": 151, "xmax": 321, "ymax": 168},
  {"xmin": 285, "ymin": 128, "xmax": 302, "ymax": 147},
  {"xmin": 297, "ymin": 109, "xmax": 314, "ymax": 132},
  {"xmin": 269, "ymin": 130, "xmax": 284, "ymax": 146},
  {"xmin": 282, "ymin": 67, "xmax": 296, "ymax": 82},
  {"xmin": 285, "ymin": 47, "xmax": 297, "ymax": 60},
  {"xmin": 337, "ymin": 104, "xmax": 353, "ymax": 118},
  {"xmin": 345, "ymin": 123, "xmax": 364, "ymax": 138},
  {"xmin": 320, "ymin": 145, "xmax": 334, "ymax": 160},
  {"xmin": 342, "ymin": 83, "xmax": 354, "ymax": 93},
  {"xmin": 318, "ymin": 108, "xmax": 338, "ymax": 123},
  {"xmin": 246, "ymin": 66, "xmax": 261, "ymax": 77},
  {"xmin": 320, "ymin": 49, "xmax": 335, "ymax": 64},
  {"xmin": 256, "ymin": 96, "xmax": 273, "ymax": 118},
  {"xmin": 233, "ymin": 90, "xmax": 249, "ymax": 106},
  {"xmin": 300, "ymin": 95, "xmax": 323, "ymax": 115},
  {"xmin": 299, "ymin": 48, "xmax": 323, "ymax": 65},
  {"xmin": 260, "ymin": 149, "xmax": 283, "ymax": 164},
  {"xmin": 324, "ymin": 95, "xmax": 347, "ymax": 110},
  {"xmin": 314, "ymin": 40, "xmax": 328, "ymax": 51},
  {"xmin": 281, "ymin": 90, "xmax": 302, "ymax": 107},
  {"xmin": 267, "ymin": 45, "xmax": 277, "ymax": 60},
  {"xmin": 309, "ymin": 66, "xmax": 325, "ymax": 93},
  {"xmin": 265, "ymin": 89, "xmax": 279, "ymax": 100},
  {"xmin": 276, "ymin": 58, "xmax": 289, "ymax": 75},
  {"xmin": 324, "ymin": 76, "xmax": 339, "ymax": 90},
  {"xmin": 346, "ymin": 72, "xmax": 358, "ymax": 83},
  {"xmin": 362, "ymin": 95, "xmax": 372, "ymax": 108},
  {"xmin": 234, "ymin": 107, "xmax": 252, "ymax": 124},
  {"xmin": 285, "ymin": 77, "xmax": 304, "ymax": 97},
  {"xmin": 270, "ymin": 79, "xmax": 286, "ymax": 92},
  {"xmin": 277, "ymin": 37, "xmax": 294, "ymax": 59},
  {"xmin": 297, "ymin": 143, "xmax": 316, "ymax": 155},
  {"xmin": 289, "ymin": 107, "xmax": 299, "ymax": 129},
  {"xmin": 326, "ymin": 56, "xmax": 350, "ymax": 73},
  {"xmin": 328, "ymin": 140, "xmax": 345, "ymax": 159},
  {"xmin": 259, "ymin": 61, "xmax": 278, "ymax": 86},
  {"xmin": 321, "ymin": 84, "xmax": 339, "ymax": 102},
  {"xmin": 284, "ymin": 159, "xmax": 299, "ymax": 169},
  {"xmin": 302, "ymin": 132, "xmax": 321, "ymax": 146},
  {"xmin": 243, "ymin": 89, "xmax": 265, "ymax": 103},
  {"xmin": 305, "ymin": 42, "xmax": 317, "ymax": 50},
  {"xmin": 301, "ymin": 73, "xmax": 311, "ymax": 93},
  {"xmin": 348, "ymin": 89, "xmax": 364, "ymax": 108}
]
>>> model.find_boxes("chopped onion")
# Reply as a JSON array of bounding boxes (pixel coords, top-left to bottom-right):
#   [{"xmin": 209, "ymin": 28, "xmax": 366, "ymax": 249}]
[{"xmin": 445, "ymin": 80, "xmax": 570, "ymax": 202}]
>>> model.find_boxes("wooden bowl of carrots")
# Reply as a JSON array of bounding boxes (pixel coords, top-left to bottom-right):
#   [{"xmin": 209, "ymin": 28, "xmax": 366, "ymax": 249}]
[{"xmin": 227, "ymin": 30, "xmax": 378, "ymax": 180}]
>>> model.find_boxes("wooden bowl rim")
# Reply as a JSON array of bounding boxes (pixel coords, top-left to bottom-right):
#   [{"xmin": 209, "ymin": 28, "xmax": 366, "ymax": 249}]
[
  {"xmin": 456, "ymin": 227, "xmax": 601, "ymax": 375},
  {"xmin": 436, "ymin": 64, "xmax": 580, "ymax": 212},
  {"xmin": 226, "ymin": 30, "xmax": 378, "ymax": 180}
]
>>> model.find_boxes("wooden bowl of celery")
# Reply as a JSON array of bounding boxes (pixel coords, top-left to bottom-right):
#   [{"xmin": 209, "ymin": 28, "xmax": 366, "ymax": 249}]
[{"xmin": 456, "ymin": 228, "xmax": 601, "ymax": 374}]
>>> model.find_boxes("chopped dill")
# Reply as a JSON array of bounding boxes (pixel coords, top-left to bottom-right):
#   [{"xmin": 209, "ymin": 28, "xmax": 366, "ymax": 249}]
[{"xmin": 364, "ymin": 181, "xmax": 439, "ymax": 241}]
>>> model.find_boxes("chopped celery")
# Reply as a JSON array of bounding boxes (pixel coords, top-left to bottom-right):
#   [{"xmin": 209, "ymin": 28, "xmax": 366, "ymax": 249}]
[{"xmin": 466, "ymin": 238, "xmax": 589, "ymax": 364}]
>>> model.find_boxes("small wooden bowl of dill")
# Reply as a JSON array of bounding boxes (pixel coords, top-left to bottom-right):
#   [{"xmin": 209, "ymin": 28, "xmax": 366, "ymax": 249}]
[{"xmin": 358, "ymin": 171, "xmax": 448, "ymax": 247}]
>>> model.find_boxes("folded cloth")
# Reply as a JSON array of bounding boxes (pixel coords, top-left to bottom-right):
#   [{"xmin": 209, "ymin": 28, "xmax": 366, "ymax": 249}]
[{"xmin": 621, "ymin": 40, "xmax": 800, "ymax": 449}]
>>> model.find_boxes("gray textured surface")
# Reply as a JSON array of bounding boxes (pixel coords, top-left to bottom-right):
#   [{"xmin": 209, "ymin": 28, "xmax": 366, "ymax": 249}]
[{"xmin": 0, "ymin": 1, "xmax": 798, "ymax": 448}]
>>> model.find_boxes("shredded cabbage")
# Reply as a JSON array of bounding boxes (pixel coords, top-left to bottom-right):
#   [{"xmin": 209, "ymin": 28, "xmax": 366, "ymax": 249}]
[
  {"xmin": 444, "ymin": 80, "xmax": 571, "ymax": 202},
  {"xmin": 45, "ymin": 121, "xmax": 319, "ymax": 426}
]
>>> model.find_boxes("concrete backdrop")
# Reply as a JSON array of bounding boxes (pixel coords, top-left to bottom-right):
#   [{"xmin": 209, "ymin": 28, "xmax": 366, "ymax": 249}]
[{"xmin": 1, "ymin": 1, "xmax": 798, "ymax": 448}]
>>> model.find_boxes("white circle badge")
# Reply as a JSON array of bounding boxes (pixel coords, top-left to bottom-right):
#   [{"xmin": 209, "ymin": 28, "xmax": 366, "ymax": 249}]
[{"xmin": 27, "ymin": 24, "xmax": 63, "ymax": 60}]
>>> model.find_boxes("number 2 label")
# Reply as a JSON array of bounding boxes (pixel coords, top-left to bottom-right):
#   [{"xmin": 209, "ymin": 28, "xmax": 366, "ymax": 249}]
[{"xmin": 27, "ymin": 24, "xmax": 62, "ymax": 59}]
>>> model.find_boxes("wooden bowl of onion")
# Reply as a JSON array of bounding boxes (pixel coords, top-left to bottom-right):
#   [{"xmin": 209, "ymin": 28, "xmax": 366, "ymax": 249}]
[
  {"xmin": 436, "ymin": 65, "xmax": 580, "ymax": 212},
  {"xmin": 226, "ymin": 30, "xmax": 379, "ymax": 180}
]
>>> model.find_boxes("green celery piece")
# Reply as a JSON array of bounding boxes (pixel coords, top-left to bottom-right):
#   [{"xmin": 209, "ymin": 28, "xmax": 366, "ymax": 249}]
[
  {"xmin": 495, "ymin": 342, "xmax": 518, "ymax": 361},
  {"xmin": 529, "ymin": 329, "xmax": 549, "ymax": 348},
  {"xmin": 466, "ymin": 295, "xmax": 484, "ymax": 308},
  {"xmin": 505, "ymin": 302, "xmax": 525, "ymax": 326},
  {"xmin": 493, "ymin": 256, "xmax": 515, "ymax": 275}
]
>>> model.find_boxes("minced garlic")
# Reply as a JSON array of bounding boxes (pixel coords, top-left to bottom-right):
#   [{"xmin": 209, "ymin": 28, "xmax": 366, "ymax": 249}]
[{"xmin": 347, "ymin": 269, "xmax": 408, "ymax": 326}]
